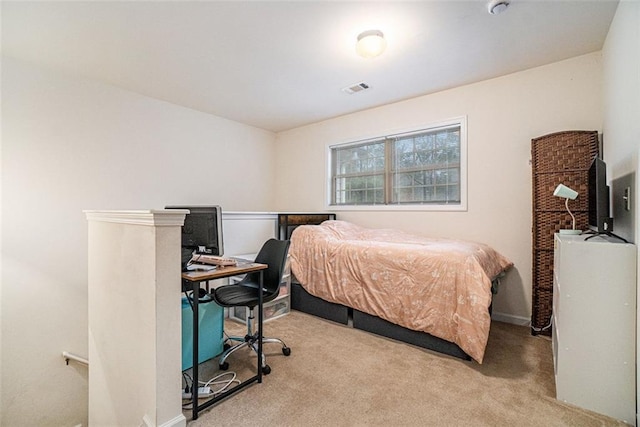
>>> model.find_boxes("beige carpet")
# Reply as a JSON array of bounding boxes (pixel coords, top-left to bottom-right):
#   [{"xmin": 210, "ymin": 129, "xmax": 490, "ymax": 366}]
[{"xmin": 185, "ymin": 310, "xmax": 626, "ymax": 426}]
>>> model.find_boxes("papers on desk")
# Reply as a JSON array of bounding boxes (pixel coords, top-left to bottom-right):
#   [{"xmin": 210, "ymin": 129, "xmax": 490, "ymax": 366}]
[
  {"xmin": 190, "ymin": 254, "xmax": 237, "ymax": 267},
  {"xmin": 185, "ymin": 263, "xmax": 216, "ymax": 272}
]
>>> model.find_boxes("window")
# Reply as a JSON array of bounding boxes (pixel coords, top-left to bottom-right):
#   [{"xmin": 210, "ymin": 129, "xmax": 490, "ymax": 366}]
[{"xmin": 328, "ymin": 118, "xmax": 466, "ymax": 210}]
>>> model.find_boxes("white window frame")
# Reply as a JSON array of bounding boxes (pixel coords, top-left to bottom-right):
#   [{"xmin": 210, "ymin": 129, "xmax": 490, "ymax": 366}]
[{"xmin": 325, "ymin": 117, "xmax": 467, "ymax": 212}]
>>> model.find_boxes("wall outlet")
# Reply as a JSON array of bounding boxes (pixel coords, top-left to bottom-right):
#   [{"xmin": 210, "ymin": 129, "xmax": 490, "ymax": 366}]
[{"xmin": 623, "ymin": 186, "xmax": 631, "ymax": 211}]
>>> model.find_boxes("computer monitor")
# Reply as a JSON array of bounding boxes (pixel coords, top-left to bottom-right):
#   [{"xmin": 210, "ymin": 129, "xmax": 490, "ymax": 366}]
[{"xmin": 165, "ymin": 205, "xmax": 224, "ymax": 269}]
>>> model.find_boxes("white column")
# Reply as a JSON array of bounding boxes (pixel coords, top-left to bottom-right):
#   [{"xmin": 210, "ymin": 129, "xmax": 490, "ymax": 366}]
[{"xmin": 85, "ymin": 210, "xmax": 188, "ymax": 427}]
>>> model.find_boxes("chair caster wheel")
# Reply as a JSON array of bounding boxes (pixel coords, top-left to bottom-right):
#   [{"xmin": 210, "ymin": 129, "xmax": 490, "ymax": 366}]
[
  {"xmin": 282, "ymin": 347, "xmax": 291, "ymax": 356},
  {"xmin": 262, "ymin": 364, "xmax": 271, "ymax": 375},
  {"xmin": 219, "ymin": 361, "xmax": 229, "ymax": 370},
  {"xmin": 223, "ymin": 343, "xmax": 231, "ymax": 351}
]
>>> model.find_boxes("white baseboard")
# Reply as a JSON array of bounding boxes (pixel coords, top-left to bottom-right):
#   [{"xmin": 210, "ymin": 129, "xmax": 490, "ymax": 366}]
[
  {"xmin": 159, "ymin": 414, "xmax": 187, "ymax": 427},
  {"xmin": 142, "ymin": 415, "xmax": 153, "ymax": 427},
  {"xmin": 142, "ymin": 414, "xmax": 186, "ymax": 427},
  {"xmin": 491, "ymin": 311, "xmax": 530, "ymax": 326}
]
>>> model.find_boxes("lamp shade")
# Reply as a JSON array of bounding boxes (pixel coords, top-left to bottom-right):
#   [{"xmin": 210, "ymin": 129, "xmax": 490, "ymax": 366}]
[
  {"xmin": 553, "ymin": 183, "xmax": 581, "ymax": 234},
  {"xmin": 553, "ymin": 184, "xmax": 578, "ymax": 200},
  {"xmin": 356, "ymin": 30, "xmax": 386, "ymax": 58}
]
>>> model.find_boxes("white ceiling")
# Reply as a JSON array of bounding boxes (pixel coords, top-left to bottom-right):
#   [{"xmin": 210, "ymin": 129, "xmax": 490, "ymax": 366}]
[{"xmin": 2, "ymin": 1, "xmax": 618, "ymax": 133}]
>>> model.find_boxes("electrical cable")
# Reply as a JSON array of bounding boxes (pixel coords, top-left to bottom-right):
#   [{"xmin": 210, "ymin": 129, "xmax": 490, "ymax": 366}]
[
  {"xmin": 187, "ymin": 253, "xmax": 202, "ymax": 268},
  {"xmin": 200, "ymin": 371, "xmax": 241, "ymax": 396},
  {"xmin": 182, "ymin": 371, "xmax": 240, "ymax": 409},
  {"xmin": 182, "ymin": 371, "xmax": 193, "ymax": 407},
  {"xmin": 530, "ymin": 315, "xmax": 552, "ymax": 332}
]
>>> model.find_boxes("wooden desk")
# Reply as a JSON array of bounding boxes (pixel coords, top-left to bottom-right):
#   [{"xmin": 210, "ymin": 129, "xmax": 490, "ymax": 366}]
[{"xmin": 182, "ymin": 261, "xmax": 268, "ymax": 420}]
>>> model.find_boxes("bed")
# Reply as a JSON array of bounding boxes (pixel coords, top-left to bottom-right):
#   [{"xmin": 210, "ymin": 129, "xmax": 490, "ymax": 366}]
[{"xmin": 289, "ymin": 220, "xmax": 513, "ymax": 363}]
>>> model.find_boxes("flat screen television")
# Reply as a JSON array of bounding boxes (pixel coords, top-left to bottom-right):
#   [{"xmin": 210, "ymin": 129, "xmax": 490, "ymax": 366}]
[
  {"xmin": 165, "ymin": 205, "xmax": 224, "ymax": 269},
  {"xmin": 587, "ymin": 157, "xmax": 613, "ymax": 233}
]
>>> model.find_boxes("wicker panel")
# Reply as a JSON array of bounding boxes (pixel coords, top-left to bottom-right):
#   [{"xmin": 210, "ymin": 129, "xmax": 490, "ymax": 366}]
[
  {"xmin": 531, "ymin": 286, "xmax": 553, "ymax": 332},
  {"xmin": 530, "ymin": 130, "xmax": 599, "ymax": 336},
  {"xmin": 533, "ymin": 249, "xmax": 554, "ymax": 292},
  {"xmin": 532, "ymin": 131, "xmax": 600, "ymax": 173},
  {"xmin": 533, "ymin": 211, "xmax": 589, "ymax": 250},
  {"xmin": 532, "ymin": 248, "xmax": 553, "ymax": 332},
  {"xmin": 533, "ymin": 172, "xmax": 589, "ymax": 211}
]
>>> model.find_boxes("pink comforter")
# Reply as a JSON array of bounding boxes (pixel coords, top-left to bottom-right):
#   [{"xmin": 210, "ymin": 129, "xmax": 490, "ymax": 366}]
[{"xmin": 290, "ymin": 221, "xmax": 513, "ymax": 363}]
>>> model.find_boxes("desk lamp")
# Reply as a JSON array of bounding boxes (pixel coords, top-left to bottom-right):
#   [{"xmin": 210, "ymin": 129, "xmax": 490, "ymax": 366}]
[{"xmin": 553, "ymin": 184, "xmax": 581, "ymax": 234}]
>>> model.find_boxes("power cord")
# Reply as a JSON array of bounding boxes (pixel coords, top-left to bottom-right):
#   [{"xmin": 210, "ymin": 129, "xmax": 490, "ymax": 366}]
[
  {"xmin": 182, "ymin": 371, "xmax": 240, "ymax": 408},
  {"xmin": 182, "ymin": 371, "xmax": 193, "ymax": 400},
  {"xmin": 530, "ymin": 316, "xmax": 552, "ymax": 333},
  {"xmin": 199, "ymin": 371, "xmax": 241, "ymax": 395}
]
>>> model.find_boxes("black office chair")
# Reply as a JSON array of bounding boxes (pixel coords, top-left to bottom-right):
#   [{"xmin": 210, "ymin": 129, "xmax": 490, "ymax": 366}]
[{"xmin": 212, "ymin": 238, "xmax": 291, "ymax": 375}]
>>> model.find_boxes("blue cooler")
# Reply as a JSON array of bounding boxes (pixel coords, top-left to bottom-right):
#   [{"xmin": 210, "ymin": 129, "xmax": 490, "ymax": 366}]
[{"xmin": 181, "ymin": 294, "xmax": 224, "ymax": 371}]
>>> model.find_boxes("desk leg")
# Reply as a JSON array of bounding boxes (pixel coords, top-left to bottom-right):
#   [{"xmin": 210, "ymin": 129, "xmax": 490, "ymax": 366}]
[
  {"xmin": 182, "ymin": 268, "xmax": 265, "ymax": 418},
  {"xmin": 257, "ymin": 270, "xmax": 263, "ymax": 383},
  {"xmin": 192, "ymin": 280, "xmax": 199, "ymax": 420}
]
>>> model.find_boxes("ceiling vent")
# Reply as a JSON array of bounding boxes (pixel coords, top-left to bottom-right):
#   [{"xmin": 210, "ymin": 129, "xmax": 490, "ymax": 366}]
[{"xmin": 342, "ymin": 82, "xmax": 371, "ymax": 95}]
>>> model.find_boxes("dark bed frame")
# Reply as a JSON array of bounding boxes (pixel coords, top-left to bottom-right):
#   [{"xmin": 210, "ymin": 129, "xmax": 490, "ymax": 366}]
[
  {"xmin": 291, "ymin": 280, "xmax": 472, "ymax": 361},
  {"xmin": 280, "ymin": 213, "xmax": 500, "ymax": 362}
]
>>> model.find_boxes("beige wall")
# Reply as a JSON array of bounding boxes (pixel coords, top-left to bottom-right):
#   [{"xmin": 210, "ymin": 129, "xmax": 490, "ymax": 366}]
[
  {"xmin": 274, "ymin": 53, "xmax": 604, "ymax": 323},
  {"xmin": 1, "ymin": 57, "xmax": 276, "ymax": 426},
  {"xmin": 601, "ymin": 0, "xmax": 640, "ymax": 422},
  {"xmin": 3, "ymin": 12, "xmax": 632, "ymax": 424},
  {"xmin": 603, "ymin": 0, "xmax": 640, "ymax": 181}
]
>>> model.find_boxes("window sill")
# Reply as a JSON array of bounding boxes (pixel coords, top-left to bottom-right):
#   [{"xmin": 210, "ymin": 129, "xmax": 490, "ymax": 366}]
[{"xmin": 327, "ymin": 203, "xmax": 467, "ymax": 212}]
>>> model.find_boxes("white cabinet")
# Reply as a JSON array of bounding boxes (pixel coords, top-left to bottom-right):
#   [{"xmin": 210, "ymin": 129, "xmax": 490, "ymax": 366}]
[{"xmin": 552, "ymin": 234, "xmax": 636, "ymax": 424}]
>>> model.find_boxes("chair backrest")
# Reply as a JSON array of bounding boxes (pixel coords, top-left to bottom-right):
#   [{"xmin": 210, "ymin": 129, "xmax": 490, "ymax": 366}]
[{"xmin": 241, "ymin": 238, "xmax": 290, "ymax": 297}]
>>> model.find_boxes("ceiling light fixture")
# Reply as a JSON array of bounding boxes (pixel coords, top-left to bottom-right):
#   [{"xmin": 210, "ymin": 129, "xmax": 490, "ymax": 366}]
[
  {"xmin": 487, "ymin": 0, "xmax": 510, "ymax": 15},
  {"xmin": 356, "ymin": 30, "xmax": 387, "ymax": 58}
]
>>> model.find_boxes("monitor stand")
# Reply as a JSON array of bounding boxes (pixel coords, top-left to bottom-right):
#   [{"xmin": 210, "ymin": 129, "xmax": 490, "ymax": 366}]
[{"xmin": 581, "ymin": 230, "xmax": 628, "ymax": 243}]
